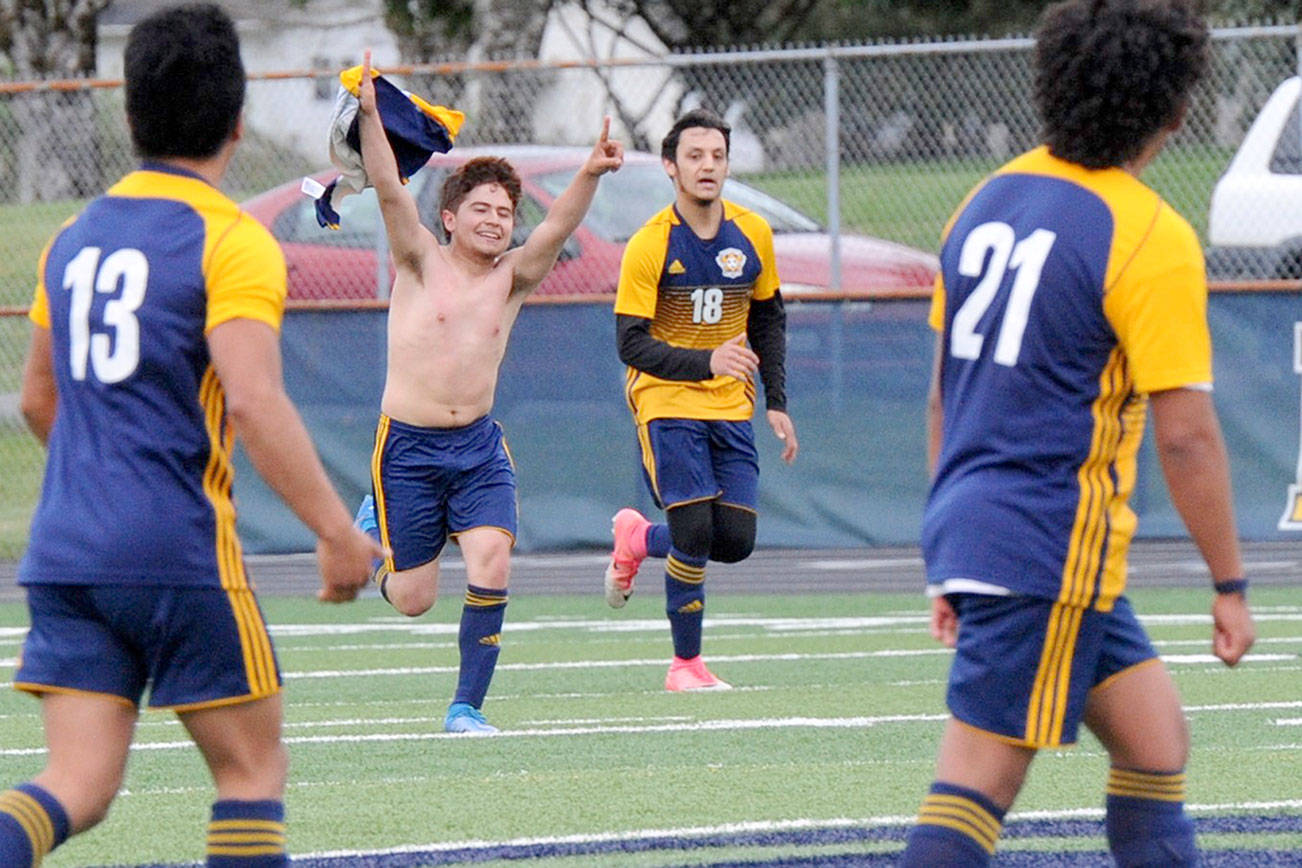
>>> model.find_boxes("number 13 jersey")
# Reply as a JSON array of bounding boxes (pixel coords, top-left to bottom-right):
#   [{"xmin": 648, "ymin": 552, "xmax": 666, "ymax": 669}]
[
  {"xmin": 615, "ymin": 201, "xmax": 779, "ymax": 424},
  {"xmin": 21, "ymin": 163, "xmax": 286, "ymax": 588},
  {"xmin": 923, "ymin": 146, "xmax": 1212, "ymax": 610}
]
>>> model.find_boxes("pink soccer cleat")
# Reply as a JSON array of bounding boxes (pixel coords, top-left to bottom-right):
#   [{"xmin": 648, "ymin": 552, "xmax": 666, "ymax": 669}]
[
  {"xmin": 604, "ymin": 508, "xmax": 650, "ymax": 608},
  {"xmin": 664, "ymin": 655, "xmax": 732, "ymax": 692}
]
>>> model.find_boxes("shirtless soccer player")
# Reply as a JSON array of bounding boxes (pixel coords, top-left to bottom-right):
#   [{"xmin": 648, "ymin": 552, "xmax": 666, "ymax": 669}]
[{"xmin": 354, "ymin": 52, "xmax": 623, "ymax": 734}]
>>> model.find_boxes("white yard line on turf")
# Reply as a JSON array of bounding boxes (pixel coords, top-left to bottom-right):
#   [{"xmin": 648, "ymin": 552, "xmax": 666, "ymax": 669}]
[
  {"xmin": 0, "ymin": 648, "xmax": 1295, "ymax": 691},
  {"xmin": 0, "ymin": 714, "xmax": 953, "ymax": 755},
  {"xmin": 10, "ymin": 703, "xmax": 1302, "ymax": 757},
  {"xmin": 3, "ymin": 611, "xmax": 1302, "ymax": 644}
]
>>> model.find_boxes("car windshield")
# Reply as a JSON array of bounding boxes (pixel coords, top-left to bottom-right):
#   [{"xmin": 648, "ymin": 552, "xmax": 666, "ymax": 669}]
[{"xmin": 534, "ymin": 163, "xmax": 821, "ymax": 242}]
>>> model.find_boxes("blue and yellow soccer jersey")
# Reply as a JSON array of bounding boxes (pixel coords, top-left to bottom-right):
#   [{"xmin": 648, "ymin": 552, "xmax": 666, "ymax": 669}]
[
  {"xmin": 922, "ymin": 146, "xmax": 1212, "ymax": 610},
  {"xmin": 20, "ymin": 163, "xmax": 287, "ymax": 589},
  {"xmin": 615, "ymin": 200, "xmax": 779, "ymax": 424}
]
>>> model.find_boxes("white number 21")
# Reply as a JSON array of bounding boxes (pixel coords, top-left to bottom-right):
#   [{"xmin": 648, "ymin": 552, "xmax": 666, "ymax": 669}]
[
  {"xmin": 950, "ymin": 222, "xmax": 1057, "ymax": 367},
  {"xmin": 63, "ymin": 246, "xmax": 149, "ymax": 383}
]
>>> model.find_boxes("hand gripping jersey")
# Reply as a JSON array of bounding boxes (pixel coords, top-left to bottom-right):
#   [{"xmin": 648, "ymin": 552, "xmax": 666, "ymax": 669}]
[
  {"xmin": 615, "ymin": 201, "xmax": 779, "ymax": 424},
  {"xmin": 923, "ymin": 147, "xmax": 1212, "ymax": 610},
  {"xmin": 21, "ymin": 164, "xmax": 287, "ymax": 588}
]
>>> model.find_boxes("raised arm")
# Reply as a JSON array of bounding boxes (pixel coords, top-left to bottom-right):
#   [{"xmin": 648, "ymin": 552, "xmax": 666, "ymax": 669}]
[
  {"xmin": 512, "ymin": 116, "xmax": 623, "ymax": 294},
  {"xmin": 357, "ymin": 49, "xmax": 434, "ymax": 276},
  {"xmin": 1149, "ymin": 386, "xmax": 1255, "ymax": 666}
]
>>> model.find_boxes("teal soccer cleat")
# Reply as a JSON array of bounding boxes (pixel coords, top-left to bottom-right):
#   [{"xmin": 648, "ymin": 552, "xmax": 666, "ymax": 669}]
[
  {"xmin": 354, "ymin": 494, "xmax": 387, "ymax": 593},
  {"xmin": 354, "ymin": 494, "xmax": 379, "ymax": 538},
  {"xmin": 444, "ymin": 702, "xmax": 498, "ymax": 735}
]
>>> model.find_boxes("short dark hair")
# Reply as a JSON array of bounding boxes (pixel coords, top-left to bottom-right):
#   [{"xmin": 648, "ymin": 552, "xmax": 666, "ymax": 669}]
[
  {"xmin": 124, "ymin": 4, "xmax": 245, "ymax": 160},
  {"xmin": 1034, "ymin": 0, "xmax": 1208, "ymax": 169},
  {"xmin": 439, "ymin": 157, "xmax": 522, "ymax": 216},
  {"xmin": 660, "ymin": 108, "xmax": 731, "ymax": 162}
]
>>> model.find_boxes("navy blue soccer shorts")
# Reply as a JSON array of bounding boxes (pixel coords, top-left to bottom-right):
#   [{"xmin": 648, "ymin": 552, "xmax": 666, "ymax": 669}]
[
  {"xmin": 14, "ymin": 583, "xmax": 281, "ymax": 711},
  {"xmin": 945, "ymin": 593, "xmax": 1159, "ymax": 748},
  {"xmin": 638, "ymin": 418, "xmax": 759, "ymax": 511},
  {"xmin": 371, "ymin": 413, "xmax": 518, "ymax": 571}
]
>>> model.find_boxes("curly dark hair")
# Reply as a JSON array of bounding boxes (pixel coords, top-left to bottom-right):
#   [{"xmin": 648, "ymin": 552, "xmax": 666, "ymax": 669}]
[
  {"xmin": 1034, "ymin": 0, "xmax": 1209, "ymax": 169},
  {"xmin": 439, "ymin": 157, "xmax": 522, "ymax": 218},
  {"xmin": 661, "ymin": 108, "xmax": 731, "ymax": 162}
]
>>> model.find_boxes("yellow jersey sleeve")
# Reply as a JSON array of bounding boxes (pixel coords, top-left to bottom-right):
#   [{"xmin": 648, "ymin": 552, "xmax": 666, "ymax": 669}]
[
  {"xmin": 29, "ymin": 238, "xmax": 55, "ymax": 329},
  {"xmin": 205, "ymin": 215, "xmax": 288, "ymax": 333},
  {"xmin": 928, "ymin": 272, "xmax": 946, "ymax": 332},
  {"xmin": 1103, "ymin": 206, "xmax": 1211, "ymax": 394},
  {"xmin": 615, "ymin": 222, "xmax": 668, "ymax": 319},
  {"xmin": 733, "ymin": 209, "xmax": 779, "ymax": 301}
]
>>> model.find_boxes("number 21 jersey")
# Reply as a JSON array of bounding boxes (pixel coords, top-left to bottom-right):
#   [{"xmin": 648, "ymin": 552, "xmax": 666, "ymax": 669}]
[
  {"xmin": 21, "ymin": 164, "xmax": 286, "ymax": 588},
  {"xmin": 923, "ymin": 146, "xmax": 1212, "ymax": 611}
]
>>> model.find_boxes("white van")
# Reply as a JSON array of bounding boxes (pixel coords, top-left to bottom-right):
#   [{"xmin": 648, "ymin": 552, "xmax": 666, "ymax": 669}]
[{"xmin": 1206, "ymin": 76, "xmax": 1302, "ymax": 279}]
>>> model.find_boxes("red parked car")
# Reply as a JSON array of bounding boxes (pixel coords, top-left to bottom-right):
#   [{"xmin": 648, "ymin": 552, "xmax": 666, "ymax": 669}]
[{"xmin": 241, "ymin": 145, "xmax": 937, "ymax": 301}]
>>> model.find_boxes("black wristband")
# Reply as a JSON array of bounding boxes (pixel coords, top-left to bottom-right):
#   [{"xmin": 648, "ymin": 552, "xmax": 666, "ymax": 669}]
[{"xmin": 1213, "ymin": 578, "xmax": 1248, "ymax": 596}]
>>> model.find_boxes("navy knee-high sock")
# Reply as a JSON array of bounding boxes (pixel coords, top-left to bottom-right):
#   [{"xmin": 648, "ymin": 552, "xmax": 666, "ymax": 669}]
[
  {"xmin": 206, "ymin": 799, "xmax": 286, "ymax": 866},
  {"xmin": 647, "ymin": 523, "xmax": 672, "ymax": 559},
  {"xmin": 0, "ymin": 783, "xmax": 69, "ymax": 867},
  {"xmin": 454, "ymin": 584, "xmax": 508, "ymax": 708},
  {"xmin": 1106, "ymin": 767, "xmax": 1196, "ymax": 867},
  {"xmin": 899, "ymin": 781, "xmax": 1006, "ymax": 866},
  {"xmin": 665, "ymin": 548, "xmax": 707, "ymax": 659}
]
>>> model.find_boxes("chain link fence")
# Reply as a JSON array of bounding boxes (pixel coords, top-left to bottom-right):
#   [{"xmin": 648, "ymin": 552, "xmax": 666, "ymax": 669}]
[{"xmin": 0, "ymin": 25, "xmax": 1297, "ymax": 559}]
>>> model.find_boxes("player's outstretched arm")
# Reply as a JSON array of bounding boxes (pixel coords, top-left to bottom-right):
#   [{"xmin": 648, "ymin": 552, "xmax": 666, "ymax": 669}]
[
  {"xmin": 209, "ymin": 318, "xmax": 384, "ymax": 603},
  {"xmin": 512, "ymin": 116, "xmax": 623, "ymax": 295},
  {"xmin": 1150, "ymin": 386, "xmax": 1255, "ymax": 666},
  {"xmin": 19, "ymin": 325, "xmax": 56, "ymax": 445},
  {"xmin": 357, "ymin": 49, "xmax": 432, "ymax": 277}
]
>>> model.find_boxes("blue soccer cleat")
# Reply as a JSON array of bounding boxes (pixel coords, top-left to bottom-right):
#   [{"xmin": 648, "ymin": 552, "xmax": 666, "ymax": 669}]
[
  {"xmin": 444, "ymin": 702, "xmax": 498, "ymax": 735},
  {"xmin": 354, "ymin": 494, "xmax": 387, "ymax": 593},
  {"xmin": 354, "ymin": 494, "xmax": 379, "ymax": 539}
]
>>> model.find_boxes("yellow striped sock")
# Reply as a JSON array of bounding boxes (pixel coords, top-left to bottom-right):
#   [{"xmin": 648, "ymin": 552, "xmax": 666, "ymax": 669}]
[
  {"xmin": 915, "ymin": 791, "xmax": 1003, "ymax": 855},
  {"xmin": 666, "ymin": 554, "xmax": 705, "ymax": 583},
  {"xmin": 0, "ymin": 788, "xmax": 60, "ymax": 864},
  {"xmin": 1107, "ymin": 767, "xmax": 1186, "ymax": 802}
]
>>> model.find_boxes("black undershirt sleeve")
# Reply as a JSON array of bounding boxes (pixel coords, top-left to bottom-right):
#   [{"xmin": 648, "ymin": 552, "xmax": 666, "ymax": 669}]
[
  {"xmin": 616, "ymin": 314, "xmax": 714, "ymax": 382},
  {"xmin": 747, "ymin": 291, "xmax": 788, "ymax": 412}
]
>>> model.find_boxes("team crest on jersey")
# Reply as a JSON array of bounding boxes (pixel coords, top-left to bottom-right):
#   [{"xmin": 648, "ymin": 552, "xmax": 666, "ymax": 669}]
[{"xmin": 716, "ymin": 247, "xmax": 746, "ymax": 279}]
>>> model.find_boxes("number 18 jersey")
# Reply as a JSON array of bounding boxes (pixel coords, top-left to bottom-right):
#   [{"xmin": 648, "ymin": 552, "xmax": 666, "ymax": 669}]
[
  {"xmin": 615, "ymin": 201, "xmax": 779, "ymax": 424},
  {"xmin": 922, "ymin": 146, "xmax": 1212, "ymax": 610},
  {"xmin": 20, "ymin": 164, "xmax": 286, "ymax": 589}
]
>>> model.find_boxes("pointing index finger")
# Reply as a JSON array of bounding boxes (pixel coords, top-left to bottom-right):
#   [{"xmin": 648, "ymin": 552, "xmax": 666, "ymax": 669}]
[{"xmin": 599, "ymin": 115, "xmax": 611, "ymax": 143}]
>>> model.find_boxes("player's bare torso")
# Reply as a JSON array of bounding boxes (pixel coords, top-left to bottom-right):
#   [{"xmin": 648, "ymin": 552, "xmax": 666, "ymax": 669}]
[{"xmin": 380, "ymin": 240, "xmax": 525, "ymax": 428}]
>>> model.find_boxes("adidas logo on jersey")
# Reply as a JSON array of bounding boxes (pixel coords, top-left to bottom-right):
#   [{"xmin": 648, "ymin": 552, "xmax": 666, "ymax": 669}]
[{"xmin": 667, "ymin": 259, "xmax": 686, "ymax": 275}]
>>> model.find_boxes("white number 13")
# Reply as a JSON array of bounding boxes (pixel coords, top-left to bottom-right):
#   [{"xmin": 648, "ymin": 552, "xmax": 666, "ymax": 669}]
[
  {"xmin": 950, "ymin": 222, "xmax": 1057, "ymax": 367},
  {"xmin": 64, "ymin": 246, "xmax": 149, "ymax": 383}
]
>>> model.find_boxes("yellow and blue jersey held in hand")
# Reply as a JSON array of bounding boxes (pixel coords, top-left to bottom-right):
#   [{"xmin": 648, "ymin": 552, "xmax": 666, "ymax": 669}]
[
  {"xmin": 313, "ymin": 65, "xmax": 464, "ymax": 229},
  {"xmin": 615, "ymin": 200, "xmax": 779, "ymax": 425},
  {"xmin": 923, "ymin": 146, "xmax": 1212, "ymax": 611},
  {"xmin": 22, "ymin": 164, "xmax": 287, "ymax": 591}
]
